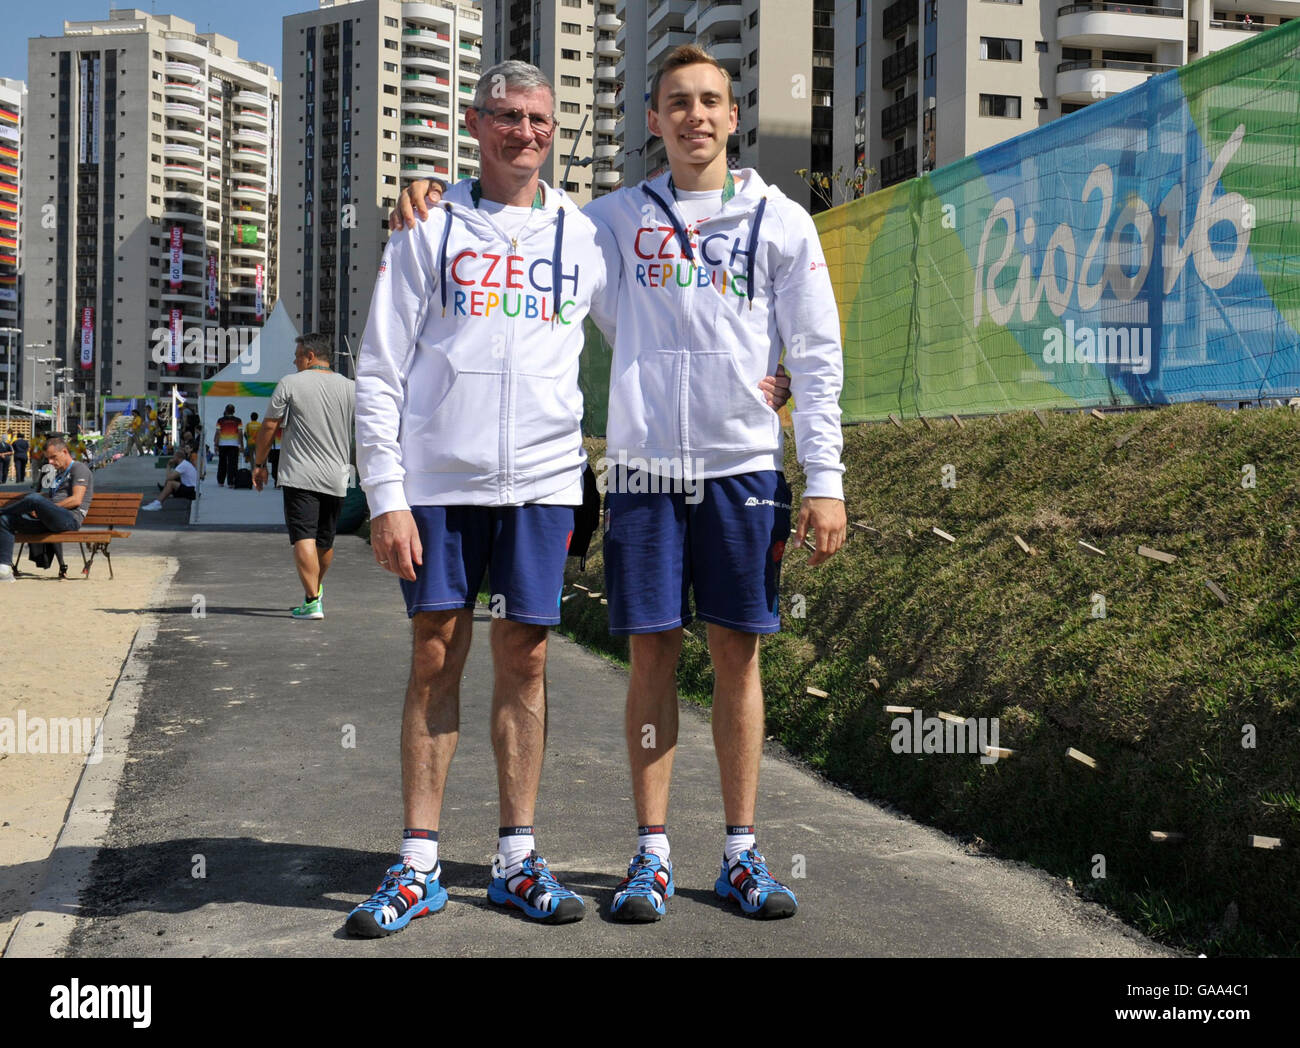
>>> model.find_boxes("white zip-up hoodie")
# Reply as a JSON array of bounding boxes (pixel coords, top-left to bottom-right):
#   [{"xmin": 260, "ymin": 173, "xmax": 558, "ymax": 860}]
[
  {"xmin": 356, "ymin": 179, "xmax": 615, "ymax": 515},
  {"xmin": 582, "ymin": 168, "xmax": 845, "ymax": 500}
]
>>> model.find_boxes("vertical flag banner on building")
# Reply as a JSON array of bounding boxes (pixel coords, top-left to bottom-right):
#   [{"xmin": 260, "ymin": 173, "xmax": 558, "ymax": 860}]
[
  {"xmin": 207, "ymin": 254, "xmax": 218, "ymax": 317},
  {"xmin": 254, "ymin": 262, "xmax": 264, "ymax": 322},
  {"xmin": 169, "ymin": 226, "xmax": 184, "ymax": 289},
  {"xmin": 80, "ymin": 306, "xmax": 94, "ymax": 370},
  {"xmin": 168, "ymin": 307, "xmax": 183, "ymax": 372},
  {"xmin": 805, "ymin": 20, "xmax": 1300, "ymax": 421}
]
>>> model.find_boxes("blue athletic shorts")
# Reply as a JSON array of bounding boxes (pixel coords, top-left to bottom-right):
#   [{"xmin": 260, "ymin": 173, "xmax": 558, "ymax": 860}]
[
  {"xmin": 602, "ymin": 470, "xmax": 792, "ymax": 635},
  {"xmin": 400, "ymin": 504, "xmax": 576, "ymax": 624}
]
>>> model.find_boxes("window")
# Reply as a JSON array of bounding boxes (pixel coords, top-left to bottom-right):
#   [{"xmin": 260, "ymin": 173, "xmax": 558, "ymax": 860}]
[
  {"xmin": 925, "ymin": 0, "xmax": 938, "ymax": 20},
  {"xmin": 1034, "ymin": 97, "xmax": 1048, "ymax": 110},
  {"xmin": 384, "ymin": 15, "xmax": 399, "ymax": 26},
  {"xmin": 1036, "ymin": 41, "xmax": 1049, "ymax": 53},
  {"xmin": 560, "ymin": 101, "xmax": 580, "ymax": 114},
  {"xmin": 749, "ymin": 11, "xmax": 758, "ymax": 28},
  {"xmin": 747, "ymin": 128, "xmax": 756, "ymax": 145},
  {"xmin": 979, "ymin": 93, "xmax": 1021, "ymax": 118},
  {"xmin": 384, "ymin": 84, "xmax": 397, "ymax": 94},
  {"xmin": 564, "ymin": 181, "xmax": 580, "ymax": 191},
  {"xmin": 563, "ymin": 0, "xmax": 582, "ymax": 6},
  {"xmin": 561, "ymin": 74, "xmax": 581, "ymax": 87},
  {"xmin": 384, "ymin": 61, "xmax": 398, "ymax": 72},
  {"xmin": 924, "ymin": 54, "xmax": 935, "ymax": 77},
  {"xmin": 561, "ymin": 22, "xmax": 581, "ymax": 34},
  {"xmin": 383, "ymin": 152, "xmax": 397, "ymax": 162},
  {"xmin": 561, "ymin": 48, "xmax": 580, "ymax": 61},
  {"xmin": 747, "ymin": 49, "xmax": 758, "ymax": 66},
  {"xmin": 383, "ymin": 106, "xmax": 397, "ymax": 118},
  {"xmin": 748, "ymin": 88, "xmax": 757, "ymax": 107},
  {"xmin": 560, "ymin": 127, "xmax": 578, "ymax": 140},
  {"xmin": 980, "ymin": 37, "xmax": 1021, "ymax": 62},
  {"xmin": 385, "ymin": 39, "xmax": 399, "ymax": 50}
]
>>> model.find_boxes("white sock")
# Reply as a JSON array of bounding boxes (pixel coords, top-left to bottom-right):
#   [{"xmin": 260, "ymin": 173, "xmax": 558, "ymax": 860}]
[
  {"xmin": 725, "ymin": 824, "xmax": 757, "ymax": 862},
  {"xmin": 637, "ymin": 823, "xmax": 670, "ymax": 861},
  {"xmin": 498, "ymin": 826, "xmax": 535, "ymax": 870},
  {"xmin": 400, "ymin": 829, "xmax": 438, "ymax": 874}
]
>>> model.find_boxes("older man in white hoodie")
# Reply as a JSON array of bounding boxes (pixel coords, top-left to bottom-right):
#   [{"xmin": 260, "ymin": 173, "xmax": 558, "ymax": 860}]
[{"xmin": 350, "ymin": 60, "xmax": 619, "ymax": 936}]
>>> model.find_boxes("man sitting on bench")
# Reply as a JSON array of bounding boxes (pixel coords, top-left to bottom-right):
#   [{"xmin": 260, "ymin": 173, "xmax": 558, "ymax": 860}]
[
  {"xmin": 141, "ymin": 448, "xmax": 198, "ymax": 511},
  {"xmin": 0, "ymin": 436, "xmax": 93, "ymax": 582}
]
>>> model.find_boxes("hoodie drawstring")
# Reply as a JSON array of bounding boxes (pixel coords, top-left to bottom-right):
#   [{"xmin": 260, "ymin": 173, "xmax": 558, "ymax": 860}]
[
  {"xmin": 745, "ymin": 196, "xmax": 767, "ymax": 311},
  {"xmin": 642, "ymin": 185, "xmax": 694, "ymax": 262},
  {"xmin": 437, "ymin": 203, "xmax": 454, "ymax": 317},
  {"xmin": 552, "ymin": 206, "xmax": 565, "ymax": 325}
]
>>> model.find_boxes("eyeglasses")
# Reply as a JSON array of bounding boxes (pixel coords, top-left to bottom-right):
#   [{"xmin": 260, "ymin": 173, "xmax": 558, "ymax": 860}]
[{"xmin": 477, "ymin": 107, "xmax": 556, "ymax": 137}]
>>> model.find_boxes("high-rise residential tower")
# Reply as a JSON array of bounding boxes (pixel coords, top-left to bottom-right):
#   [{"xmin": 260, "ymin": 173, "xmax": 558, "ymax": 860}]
[
  {"xmin": 281, "ymin": 0, "xmax": 482, "ymax": 367},
  {"xmin": 23, "ymin": 9, "xmax": 280, "ymax": 410}
]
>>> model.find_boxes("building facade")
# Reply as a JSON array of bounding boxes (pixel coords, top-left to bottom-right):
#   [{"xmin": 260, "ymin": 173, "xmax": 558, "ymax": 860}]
[
  {"xmin": 22, "ymin": 9, "xmax": 280, "ymax": 411},
  {"xmin": 281, "ymin": 0, "xmax": 482, "ymax": 368},
  {"xmin": 0, "ymin": 78, "xmax": 23, "ymax": 408},
  {"xmin": 851, "ymin": 0, "xmax": 1300, "ymax": 191}
]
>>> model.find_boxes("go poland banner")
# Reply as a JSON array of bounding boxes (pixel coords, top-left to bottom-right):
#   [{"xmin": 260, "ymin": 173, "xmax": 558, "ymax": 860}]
[
  {"xmin": 169, "ymin": 226, "xmax": 183, "ymax": 289},
  {"xmin": 80, "ymin": 306, "xmax": 94, "ymax": 370},
  {"xmin": 207, "ymin": 254, "xmax": 218, "ymax": 317},
  {"xmin": 254, "ymin": 262, "xmax": 264, "ymax": 322}
]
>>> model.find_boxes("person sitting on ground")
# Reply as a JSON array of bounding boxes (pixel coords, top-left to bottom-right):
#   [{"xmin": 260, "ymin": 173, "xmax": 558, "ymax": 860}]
[
  {"xmin": 141, "ymin": 448, "xmax": 199, "ymax": 511},
  {"xmin": 0, "ymin": 436, "xmax": 93, "ymax": 582}
]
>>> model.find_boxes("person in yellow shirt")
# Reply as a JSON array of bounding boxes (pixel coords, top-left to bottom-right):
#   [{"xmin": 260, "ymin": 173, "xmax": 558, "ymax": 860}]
[{"xmin": 244, "ymin": 412, "xmax": 262, "ymax": 465}]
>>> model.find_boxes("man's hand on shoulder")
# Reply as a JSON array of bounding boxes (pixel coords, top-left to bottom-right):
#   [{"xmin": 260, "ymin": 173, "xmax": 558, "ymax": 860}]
[
  {"xmin": 370, "ymin": 509, "xmax": 424, "ymax": 582},
  {"xmin": 389, "ymin": 180, "xmax": 443, "ymax": 232},
  {"xmin": 794, "ymin": 496, "xmax": 847, "ymax": 567}
]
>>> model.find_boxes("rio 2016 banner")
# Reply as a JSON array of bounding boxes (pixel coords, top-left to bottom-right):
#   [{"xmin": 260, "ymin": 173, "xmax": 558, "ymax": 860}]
[{"xmin": 811, "ymin": 19, "xmax": 1300, "ymax": 421}]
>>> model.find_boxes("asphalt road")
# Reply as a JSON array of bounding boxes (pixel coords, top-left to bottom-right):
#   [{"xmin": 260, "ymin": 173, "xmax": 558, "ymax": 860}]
[{"xmin": 11, "ymin": 527, "xmax": 1174, "ymax": 958}]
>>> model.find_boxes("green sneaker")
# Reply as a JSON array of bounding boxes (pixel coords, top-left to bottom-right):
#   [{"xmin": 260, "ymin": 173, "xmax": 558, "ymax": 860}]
[{"xmin": 291, "ymin": 596, "xmax": 324, "ymax": 620}]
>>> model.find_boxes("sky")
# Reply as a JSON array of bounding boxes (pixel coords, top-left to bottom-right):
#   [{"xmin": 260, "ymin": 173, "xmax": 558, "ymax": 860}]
[{"xmin": 0, "ymin": 1, "xmax": 316, "ymax": 85}]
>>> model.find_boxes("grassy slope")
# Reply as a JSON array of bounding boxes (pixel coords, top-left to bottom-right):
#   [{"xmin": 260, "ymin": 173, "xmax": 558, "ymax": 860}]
[{"xmin": 562, "ymin": 404, "xmax": 1300, "ymax": 956}]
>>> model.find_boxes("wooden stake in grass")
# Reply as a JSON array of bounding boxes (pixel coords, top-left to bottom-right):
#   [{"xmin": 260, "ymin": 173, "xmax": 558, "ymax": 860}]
[
  {"xmin": 937, "ymin": 711, "xmax": 966, "ymax": 724},
  {"xmin": 931, "ymin": 526, "xmax": 955, "ymax": 544},
  {"xmin": 1248, "ymin": 835, "xmax": 1283, "ymax": 850},
  {"xmin": 983, "ymin": 745, "xmax": 1014, "ymax": 760},
  {"xmin": 888, "ymin": 413, "xmax": 904, "ymax": 430},
  {"xmin": 1013, "ymin": 533, "xmax": 1035, "ymax": 556},
  {"xmin": 561, "ymin": 593, "xmax": 578, "ymax": 603},
  {"xmin": 1205, "ymin": 579, "xmax": 1231, "ymax": 606},
  {"xmin": 1090, "ymin": 409, "xmax": 1106, "ymax": 421},
  {"xmin": 1066, "ymin": 747, "xmax": 1097, "ymax": 769},
  {"xmin": 1137, "ymin": 545, "xmax": 1176, "ymax": 564},
  {"xmin": 1149, "ymin": 831, "xmax": 1185, "ymax": 843},
  {"xmin": 573, "ymin": 584, "xmax": 590, "ymax": 593},
  {"xmin": 920, "ymin": 415, "xmax": 933, "ymax": 430},
  {"xmin": 600, "ymin": 598, "xmax": 608, "ymax": 605},
  {"xmin": 1077, "ymin": 540, "xmax": 1106, "ymax": 557},
  {"xmin": 950, "ymin": 413, "xmax": 965, "ymax": 429},
  {"xmin": 806, "ymin": 686, "xmax": 829, "ymax": 699},
  {"xmin": 868, "ymin": 678, "xmax": 881, "ymax": 691},
  {"xmin": 588, "ymin": 591, "xmax": 603, "ymax": 599},
  {"xmin": 1113, "ymin": 429, "xmax": 1137, "ymax": 450},
  {"xmin": 851, "ymin": 521, "xmax": 880, "ymax": 535},
  {"xmin": 1034, "ymin": 409, "xmax": 1049, "ymax": 428},
  {"xmin": 884, "ymin": 705, "xmax": 913, "ymax": 714}
]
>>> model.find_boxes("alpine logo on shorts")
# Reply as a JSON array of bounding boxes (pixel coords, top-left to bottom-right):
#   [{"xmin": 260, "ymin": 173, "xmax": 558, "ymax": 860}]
[{"xmin": 744, "ymin": 496, "xmax": 791, "ymax": 510}]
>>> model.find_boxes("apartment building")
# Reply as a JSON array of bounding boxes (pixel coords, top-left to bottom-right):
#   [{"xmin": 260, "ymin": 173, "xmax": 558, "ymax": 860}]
[
  {"xmin": 22, "ymin": 10, "xmax": 280, "ymax": 408},
  {"xmin": 0, "ymin": 78, "xmax": 23, "ymax": 407},
  {"xmin": 480, "ymin": 0, "xmax": 605, "ymax": 202},
  {"xmin": 610, "ymin": 0, "xmax": 832, "ymax": 211},
  {"xmin": 281, "ymin": 0, "xmax": 481, "ymax": 366},
  {"xmin": 850, "ymin": 0, "xmax": 1300, "ymax": 191}
]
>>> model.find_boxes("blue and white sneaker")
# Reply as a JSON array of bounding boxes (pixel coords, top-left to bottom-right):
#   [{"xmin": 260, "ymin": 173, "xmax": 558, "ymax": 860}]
[
  {"xmin": 487, "ymin": 850, "xmax": 584, "ymax": 924},
  {"xmin": 611, "ymin": 850, "xmax": 674, "ymax": 923},
  {"xmin": 345, "ymin": 862, "xmax": 447, "ymax": 938},
  {"xmin": 715, "ymin": 849, "xmax": 797, "ymax": 919}
]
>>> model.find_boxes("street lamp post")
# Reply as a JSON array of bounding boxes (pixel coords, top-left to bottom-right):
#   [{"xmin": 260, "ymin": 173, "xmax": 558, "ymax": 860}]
[
  {"xmin": 0, "ymin": 326, "xmax": 20, "ymax": 432},
  {"xmin": 24, "ymin": 345, "xmax": 47, "ymax": 433}
]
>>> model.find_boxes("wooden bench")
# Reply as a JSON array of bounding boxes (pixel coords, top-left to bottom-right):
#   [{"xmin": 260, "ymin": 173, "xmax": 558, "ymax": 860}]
[{"xmin": 1, "ymin": 491, "xmax": 142, "ymax": 579}]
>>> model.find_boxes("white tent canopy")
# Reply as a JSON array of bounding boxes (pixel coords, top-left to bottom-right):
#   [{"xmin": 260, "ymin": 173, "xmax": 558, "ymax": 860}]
[{"xmin": 199, "ymin": 303, "xmax": 300, "ymax": 448}]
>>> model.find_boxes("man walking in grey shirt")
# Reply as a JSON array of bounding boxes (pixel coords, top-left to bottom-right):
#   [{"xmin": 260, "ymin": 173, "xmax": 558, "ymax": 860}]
[{"xmin": 252, "ymin": 332, "xmax": 356, "ymax": 620}]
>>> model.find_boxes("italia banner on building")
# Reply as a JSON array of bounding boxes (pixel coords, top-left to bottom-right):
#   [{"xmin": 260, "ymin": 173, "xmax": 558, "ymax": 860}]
[
  {"xmin": 254, "ymin": 262, "xmax": 264, "ymax": 321},
  {"xmin": 169, "ymin": 226, "xmax": 184, "ymax": 289},
  {"xmin": 207, "ymin": 254, "xmax": 218, "ymax": 317},
  {"xmin": 168, "ymin": 308, "xmax": 183, "ymax": 372},
  {"xmin": 80, "ymin": 306, "xmax": 94, "ymax": 370}
]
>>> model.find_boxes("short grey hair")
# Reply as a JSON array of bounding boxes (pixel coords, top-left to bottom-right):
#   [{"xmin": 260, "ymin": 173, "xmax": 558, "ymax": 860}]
[
  {"xmin": 472, "ymin": 61, "xmax": 554, "ymax": 115},
  {"xmin": 297, "ymin": 332, "xmax": 333, "ymax": 366}
]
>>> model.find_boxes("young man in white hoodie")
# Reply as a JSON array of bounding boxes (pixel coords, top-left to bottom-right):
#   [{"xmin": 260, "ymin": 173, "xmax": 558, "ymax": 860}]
[
  {"xmin": 392, "ymin": 46, "xmax": 839, "ymax": 924},
  {"xmin": 349, "ymin": 61, "xmax": 621, "ymax": 936}
]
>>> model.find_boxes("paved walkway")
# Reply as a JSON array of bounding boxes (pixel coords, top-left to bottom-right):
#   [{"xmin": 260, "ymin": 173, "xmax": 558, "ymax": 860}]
[{"xmin": 5, "ymin": 522, "xmax": 1175, "ymax": 958}]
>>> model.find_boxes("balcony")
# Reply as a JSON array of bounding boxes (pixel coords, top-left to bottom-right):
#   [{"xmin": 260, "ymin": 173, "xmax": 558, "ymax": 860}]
[
  {"xmin": 648, "ymin": 29, "xmax": 693, "ymax": 66},
  {"xmin": 881, "ymin": 40, "xmax": 918, "ymax": 87},
  {"xmin": 233, "ymin": 90, "xmax": 268, "ymax": 110},
  {"xmin": 880, "ymin": 144, "xmax": 916, "ymax": 187},
  {"xmin": 699, "ymin": 35, "xmax": 742, "ymax": 69},
  {"xmin": 1204, "ymin": 16, "xmax": 1275, "ymax": 54},
  {"xmin": 647, "ymin": 0, "xmax": 692, "ymax": 34},
  {"xmin": 595, "ymin": 167, "xmax": 621, "ymax": 188},
  {"xmin": 594, "ymin": 142, "xmax": 619, "ymax": 160},
  {"xmin": 235, "ymin": 107, "xmax": 268, "ymax": 126},
  {"xmin": 696, "ymin": 0, "xmax": 742, "ymax": 37},
  {"xmin": 597, "ymin": 91, "xmax": 618, "ymax": 109},
  {"xmin": 1057, "ymin": 3, "xmax": 1185, "ymax": 49},
  {"xmin": 165, "ymin": 59, "xmax": 203, "ymax": 82},
  {"xmin": 1056, "ymin": 57, "xmax": 1175, "ymax": 102},
  {"xmin": 597, "ymin": 34, "xmax": 622, "ymax": 59},
  {"xmin": 883, "ymin": 0, "xmax": 917, "ymax": 37},
  {"xmin": 165, "ymin": 81, "xmax": 204, "ymax": 102},
  {"xmin": 597, "ymin": 12, "xmax": 622, "ymax": 30},
  {"xmin": 403, "ymin": 52, "xmax": 447, "ymax": 74},
  {"xmin": 881, "ymin": 92, "xmax": 917, "ymax": 138},
  {"xmin": 165, "ymin": 125, "xmax": 205, "ymax": 146}
]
